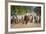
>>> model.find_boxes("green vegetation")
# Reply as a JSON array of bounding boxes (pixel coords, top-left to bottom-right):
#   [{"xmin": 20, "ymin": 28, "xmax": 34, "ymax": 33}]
[
  {"xmin": 34, "ymin": 7, "xmax": 41, "ymax": 16},
  {"xmin": 11, "ymin": 5, "xmax": 32, "ymax": 16}
]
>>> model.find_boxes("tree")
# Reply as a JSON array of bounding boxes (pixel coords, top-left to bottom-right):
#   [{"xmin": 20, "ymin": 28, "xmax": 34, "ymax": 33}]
[
  {"xmin": 34, "ymin": 7, "xmax": 41, "ymax": 16},
  {"xmin": 11, "ymin": 5, "xmax": 16, "ymax": 16},
  {"xmin": 15, "ymin": 6, "xmax": 32, "ymax": 15},
  {"xmin": 11, "ymin": 6, "xmax": 32, "ymax": 15},
  {"xmin": 15, "ymin": 6, "xmax": 27, "ymax": 15}
]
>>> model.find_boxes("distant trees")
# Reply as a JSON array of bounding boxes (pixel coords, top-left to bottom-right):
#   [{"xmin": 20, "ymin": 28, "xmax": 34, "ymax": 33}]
[
  {"xmin": 11, "ymin": 6, "xmax": 32, "ymax": 16},
  {"xmin": 11, "ymin": 6, "xmax": 16, "ymax": 16},
  {"xmin": 34, "ymin": 7, "xmax": 41, "ymax": 16},
  {"xmin": 15, "ymin": 6, "xmax": 27, "ymax": 15}
]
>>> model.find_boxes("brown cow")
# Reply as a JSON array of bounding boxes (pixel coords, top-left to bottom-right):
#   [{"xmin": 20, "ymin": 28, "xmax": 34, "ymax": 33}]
[
  {"xmin": 24, "ymin": 15, "xmax": 33, "ymax": 24},
  {"xmin": 24, "ymin": 15, "xmax": 29, "ymax": 24}
]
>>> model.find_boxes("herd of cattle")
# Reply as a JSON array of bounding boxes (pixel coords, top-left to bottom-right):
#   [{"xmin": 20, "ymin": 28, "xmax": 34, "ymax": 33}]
[{"xmin": 11, "ymin": 15, "xmax": 41, "ymax": 24}]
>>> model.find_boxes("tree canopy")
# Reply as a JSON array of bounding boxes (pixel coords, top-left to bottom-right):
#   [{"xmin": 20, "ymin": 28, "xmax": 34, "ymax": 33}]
[
  {"xmin": 34, "ymin": 7, "xmax": 41, "ymax": 16},
  {"xmin": 11, "ymin": 6, "xmax": 32, "ymax": 16}
]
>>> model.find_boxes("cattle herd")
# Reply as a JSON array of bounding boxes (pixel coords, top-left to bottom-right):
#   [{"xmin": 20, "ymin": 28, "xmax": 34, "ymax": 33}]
[{"xmin": 11, "ymin": 15, "xmax": 41, "ymax": 24}]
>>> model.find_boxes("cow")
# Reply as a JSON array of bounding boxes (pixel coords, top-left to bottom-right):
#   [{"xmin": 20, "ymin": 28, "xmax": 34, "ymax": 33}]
[
  {"xmin": 29, "ymin": 15, "xmax": 33, "ymax": 23},
  {"xmin": 33, "ymin": 16, "xmax": 38, "ymax": 23},
  {"xmin": 33, "ymin": 16, "xmax": 41, "ymax": 23},
  {"xmin": 24, "ymin": 15, "xmax": 29, "ymax": 24},
  {"xmin": 11, "ymin": 16, "xmax": 16, "ymax": 24},
  {"xmin": 24, "ymin": 15, "xmax": 33, "ymax": 24},
  {"xmin": 11, "ymin": 16, "xmax": 19, "ymax": 24}
]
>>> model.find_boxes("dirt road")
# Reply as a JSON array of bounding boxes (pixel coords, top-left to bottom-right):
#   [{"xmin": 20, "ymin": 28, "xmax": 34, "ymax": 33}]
[{"xmin": 11, "ymin": 22, "xmax": 41, "ymax": 28}]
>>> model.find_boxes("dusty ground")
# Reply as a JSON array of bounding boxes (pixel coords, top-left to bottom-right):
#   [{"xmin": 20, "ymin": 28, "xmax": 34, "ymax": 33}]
[{"xmin": 11, "ymin": 22, "xmax": 41, "ymax": 28}]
